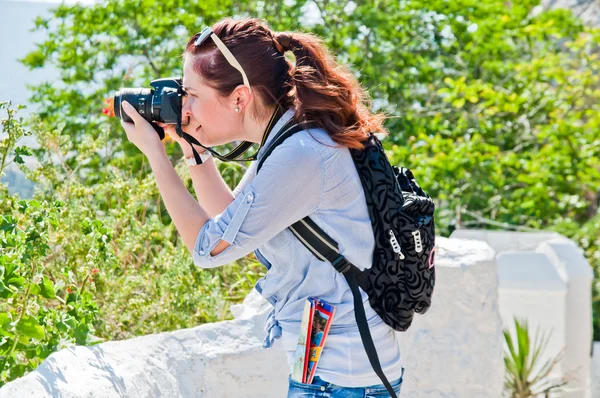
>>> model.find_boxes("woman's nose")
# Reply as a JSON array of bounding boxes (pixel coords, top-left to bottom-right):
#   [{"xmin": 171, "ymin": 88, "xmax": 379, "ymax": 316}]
[{"xmin": 182, "ymin": 97, "xmax": 192, "ymax": 117}]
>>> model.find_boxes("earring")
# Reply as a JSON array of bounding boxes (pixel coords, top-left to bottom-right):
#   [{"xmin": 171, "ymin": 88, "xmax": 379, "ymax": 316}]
[{"xmin": 235, "ymin": 107, "xmax": 240, "ymax": 113}]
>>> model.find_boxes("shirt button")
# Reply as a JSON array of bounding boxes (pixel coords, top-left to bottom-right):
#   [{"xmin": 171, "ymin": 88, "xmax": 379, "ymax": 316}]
[
  {"xmin": 320, "ymin": 386, "xmax": 325, "ymax": 392},
  {"xmin": 246, "ymin": 193, "xmax": 254, "ymax": 203},
  {"xmin": 198, "ymin": 250, "xmax": 205, "ymax": 255}
]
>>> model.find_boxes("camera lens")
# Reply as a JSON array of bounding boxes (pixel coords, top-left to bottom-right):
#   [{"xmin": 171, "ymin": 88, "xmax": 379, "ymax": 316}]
[{"xmin": 113, "ymin": 88, "xmax": 153, "ymax": 123}]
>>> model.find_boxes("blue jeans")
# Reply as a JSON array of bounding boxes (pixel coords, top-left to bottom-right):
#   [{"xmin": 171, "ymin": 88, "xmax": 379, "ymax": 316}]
[{"xmin": 287, "ymin": 368, "xmax": 404, "ymax": 397}]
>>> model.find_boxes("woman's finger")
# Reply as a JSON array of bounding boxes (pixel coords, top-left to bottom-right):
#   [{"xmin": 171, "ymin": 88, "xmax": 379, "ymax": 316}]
[
  {"xmin": 156, "ymin": 124, "xmax": 184, "ymax": 145},
  {"xmin": 121, "ymin": 101, "xmax": 143, "ymax": 124}
]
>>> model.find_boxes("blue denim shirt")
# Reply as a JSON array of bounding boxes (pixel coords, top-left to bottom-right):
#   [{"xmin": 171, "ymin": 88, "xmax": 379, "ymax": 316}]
[{"xmin": 193, "ymin": 109, "xmax": 402, "ymax": 387}]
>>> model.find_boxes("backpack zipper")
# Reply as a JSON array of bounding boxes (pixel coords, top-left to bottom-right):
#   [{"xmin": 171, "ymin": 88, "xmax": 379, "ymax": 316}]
[{"xmin": 388, "ymin": 230, "xmax": 405, "ymax": 260}]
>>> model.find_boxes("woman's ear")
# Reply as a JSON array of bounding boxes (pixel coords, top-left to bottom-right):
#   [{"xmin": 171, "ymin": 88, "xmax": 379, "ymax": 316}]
[{"xmin": 231, "ymin": 85, "xmax": 253, "ymax": 113}]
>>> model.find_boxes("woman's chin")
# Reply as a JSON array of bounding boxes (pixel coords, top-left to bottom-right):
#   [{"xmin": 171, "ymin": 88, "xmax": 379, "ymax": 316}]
[
  {"xmin": 193, "ymin": 127, "xmax": 208, "ymax": 144},
  {"xmin": 195, "ymin": 130, "xmax": 231, "ymax": 148},
  {"xmin": 199, "ymin": 135, "xmax": 226, "ymax": 148}
]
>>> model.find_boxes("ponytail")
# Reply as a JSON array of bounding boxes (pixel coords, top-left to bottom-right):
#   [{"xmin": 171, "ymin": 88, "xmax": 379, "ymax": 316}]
[{"xmin": 274, "ymin": 31, "xmax": 387, "ymax": 149}]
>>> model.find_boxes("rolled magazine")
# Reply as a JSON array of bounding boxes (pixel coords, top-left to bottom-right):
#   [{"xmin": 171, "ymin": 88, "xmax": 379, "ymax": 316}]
[{"xmin": 291, "ymin": 297, "xmax": 337, "ymax": 384}]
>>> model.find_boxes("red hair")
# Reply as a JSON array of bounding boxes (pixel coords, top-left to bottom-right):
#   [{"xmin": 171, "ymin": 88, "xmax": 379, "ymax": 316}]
[{"xmin": 184, "ymin": 18, "xmax": 387, "ymax": 149}]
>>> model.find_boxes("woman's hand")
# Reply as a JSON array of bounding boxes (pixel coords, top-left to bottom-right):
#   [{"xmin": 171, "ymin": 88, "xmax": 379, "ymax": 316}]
[
  {"xmin": 155, "ymin": 121, "xmax": 186, "ymax": 146},
  {"xmin": 120, "ymin": 101, "xmax": 166, "ymax": 158}
]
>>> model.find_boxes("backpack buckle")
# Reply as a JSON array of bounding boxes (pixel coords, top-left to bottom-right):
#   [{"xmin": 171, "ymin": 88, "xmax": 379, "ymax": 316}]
[{"xmin": 331, "ymin": 255, "xmax": 351, "ymax": 274}]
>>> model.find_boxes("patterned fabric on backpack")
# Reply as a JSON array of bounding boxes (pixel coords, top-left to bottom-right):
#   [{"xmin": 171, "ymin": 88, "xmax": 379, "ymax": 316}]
[{"xmin": 350, "ymin": 134, "xmax": 436, "ymax": 331}]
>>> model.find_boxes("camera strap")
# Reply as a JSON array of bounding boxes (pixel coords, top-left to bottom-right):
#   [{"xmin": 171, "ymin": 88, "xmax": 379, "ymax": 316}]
[{"xmin": 176, "ymin": 107, "xmax": 284, "ymax": 164}]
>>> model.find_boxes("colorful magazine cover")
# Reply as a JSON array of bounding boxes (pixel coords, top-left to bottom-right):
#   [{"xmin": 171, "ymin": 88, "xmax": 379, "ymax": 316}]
[
  {"xmin": 305, "ymin": 298, "xmax": 336, "ymax": 384},
  {"xmin": 291, "ymin": 297, "xmax": 337, "ymax": 384},
  {"xmin": 291, "ymin": 299, "xmax": 314, "ymax": 383}
]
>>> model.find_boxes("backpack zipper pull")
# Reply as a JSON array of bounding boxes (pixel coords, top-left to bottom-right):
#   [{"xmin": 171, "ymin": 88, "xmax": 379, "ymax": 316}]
[
  {"xmin": 412, "ymin": 230, "xmax": 423, "ymax": 253},
  {"xmin": 388, "ymin": 230, "xmax": 405, "ymax": 260}
]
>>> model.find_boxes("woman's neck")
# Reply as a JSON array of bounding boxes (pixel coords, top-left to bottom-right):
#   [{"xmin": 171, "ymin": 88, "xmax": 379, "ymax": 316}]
[{"xmin": 242, "ymin": 106, "xmax": 278, "ymax": 144}]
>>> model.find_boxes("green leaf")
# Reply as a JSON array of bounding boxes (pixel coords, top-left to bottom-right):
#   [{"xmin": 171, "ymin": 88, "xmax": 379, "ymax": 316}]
[
  {"xmin": 0, "ymin": 312, "xmax": 13, "ymax": 336},
  {"xmin": 66, "ymin": 292, "xmax": 79, "ymax": 304},
  {"xmin": 504, "ymin": 317, "xmax": 565, "ymax": 396},
  {"xmin": 74, "ymin": 323, "xmax": 90, "ymax": 345},
  {"xmin": 39, "ymin": 277, "xmax": 56, "ymax": 299},
  {"xmin": 48, "ymin": 216, "xmax": 59, "ymax": 227},
  {"xmin": 0, "ymin": 217, "xmax": 16, "ymax": 233},
  {"xmin": 13, "ymin": 147, "xmax": 32, "ymax": 165},
  {"xmin": 29, "ymin": 283, "xmax": 40, "ymax": 296},
  {"xmin": 16, "ymin": 316, "xmax": 45, "ymax": 340},
  {"xmin": 6, "ymin": 276, "xmax": 25, "ymax": 288},
  {"xmin": 452, "ymin": 98, "xmax": 466, "ymax": 108}
]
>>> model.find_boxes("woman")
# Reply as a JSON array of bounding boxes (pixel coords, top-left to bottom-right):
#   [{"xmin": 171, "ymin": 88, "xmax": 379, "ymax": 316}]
[{"xmin": 120, "ymin": 17, "xmax": 404, "ymax": 397}]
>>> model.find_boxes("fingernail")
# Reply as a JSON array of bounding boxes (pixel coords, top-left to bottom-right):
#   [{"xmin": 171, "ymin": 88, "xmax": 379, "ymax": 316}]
[{"xmin": 122, "ymin": 101, "xmax": 131, "ymax": 108}]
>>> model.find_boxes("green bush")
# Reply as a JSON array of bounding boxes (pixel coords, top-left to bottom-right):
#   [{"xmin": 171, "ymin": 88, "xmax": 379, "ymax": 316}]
[{"xmin": 1, "ymin": 102, "xmax": 100, "ymax": 384}]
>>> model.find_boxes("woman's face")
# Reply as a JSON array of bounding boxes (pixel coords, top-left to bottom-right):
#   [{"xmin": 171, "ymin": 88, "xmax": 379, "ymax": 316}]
[{"xmin": 181, "ymin": 55, "xmax": 241, "ymax": 147}]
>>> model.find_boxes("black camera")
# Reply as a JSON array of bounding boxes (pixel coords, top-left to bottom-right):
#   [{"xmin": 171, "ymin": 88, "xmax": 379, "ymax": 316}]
[{"xmin": 113, "ymin": 77, "xmax": 189, "ymax": 140}]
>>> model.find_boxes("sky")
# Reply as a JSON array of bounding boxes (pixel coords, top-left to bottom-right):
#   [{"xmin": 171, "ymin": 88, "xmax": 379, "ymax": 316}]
[
  {"xmin": 1, "ymin": 0, "xmax": 63, "ymax": 113},
  {"xmin": 0, "ymin": 0, "xmax": 82, "ymax": 190}
]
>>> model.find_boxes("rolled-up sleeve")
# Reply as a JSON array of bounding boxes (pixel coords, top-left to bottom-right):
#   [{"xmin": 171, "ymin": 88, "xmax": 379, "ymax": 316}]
[{"xmin": 193, "ymin": 135, "xmax": 325, "ymax": 268}]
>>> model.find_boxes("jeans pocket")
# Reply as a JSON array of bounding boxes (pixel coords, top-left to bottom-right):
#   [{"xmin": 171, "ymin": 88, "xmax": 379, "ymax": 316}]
[
  {"xmin": 365, "ymin": 371, "xmax": 403, "ymax": 398},
  {"xmin": 287, "ymin": 375, "xmax": 327, "ymax": 398},
  {"xmin": 365, "ymin": 383, "xmax": 402, "ymax": 397}
]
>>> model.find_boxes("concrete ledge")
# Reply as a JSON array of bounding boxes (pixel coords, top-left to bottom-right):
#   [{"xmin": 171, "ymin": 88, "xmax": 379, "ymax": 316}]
[{"xmin": 0, "ymin": 309, "xmax": 289, "ymax": 398}]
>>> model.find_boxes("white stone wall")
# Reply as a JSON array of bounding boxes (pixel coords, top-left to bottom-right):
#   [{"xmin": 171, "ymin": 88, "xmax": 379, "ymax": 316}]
[
  {"xmin": 592, "ymin": 343, "xmax": 600, "ymax": 398},
  {"xmin": 452, "ymin": 229, "xmax": 594, "ymax": 398},
  {"xmin": 397, "ymin": 237, "xmax": 504, "ymax": 397},
  {"xmin": 0, "ymin": 237, "xmax": 506, "ymax": 397}
]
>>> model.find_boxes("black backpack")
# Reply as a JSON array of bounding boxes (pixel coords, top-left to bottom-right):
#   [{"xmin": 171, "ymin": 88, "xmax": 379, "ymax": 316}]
[{"xmin": 257, "ymin": 120, "xmax": 436, "ymax": 398}]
